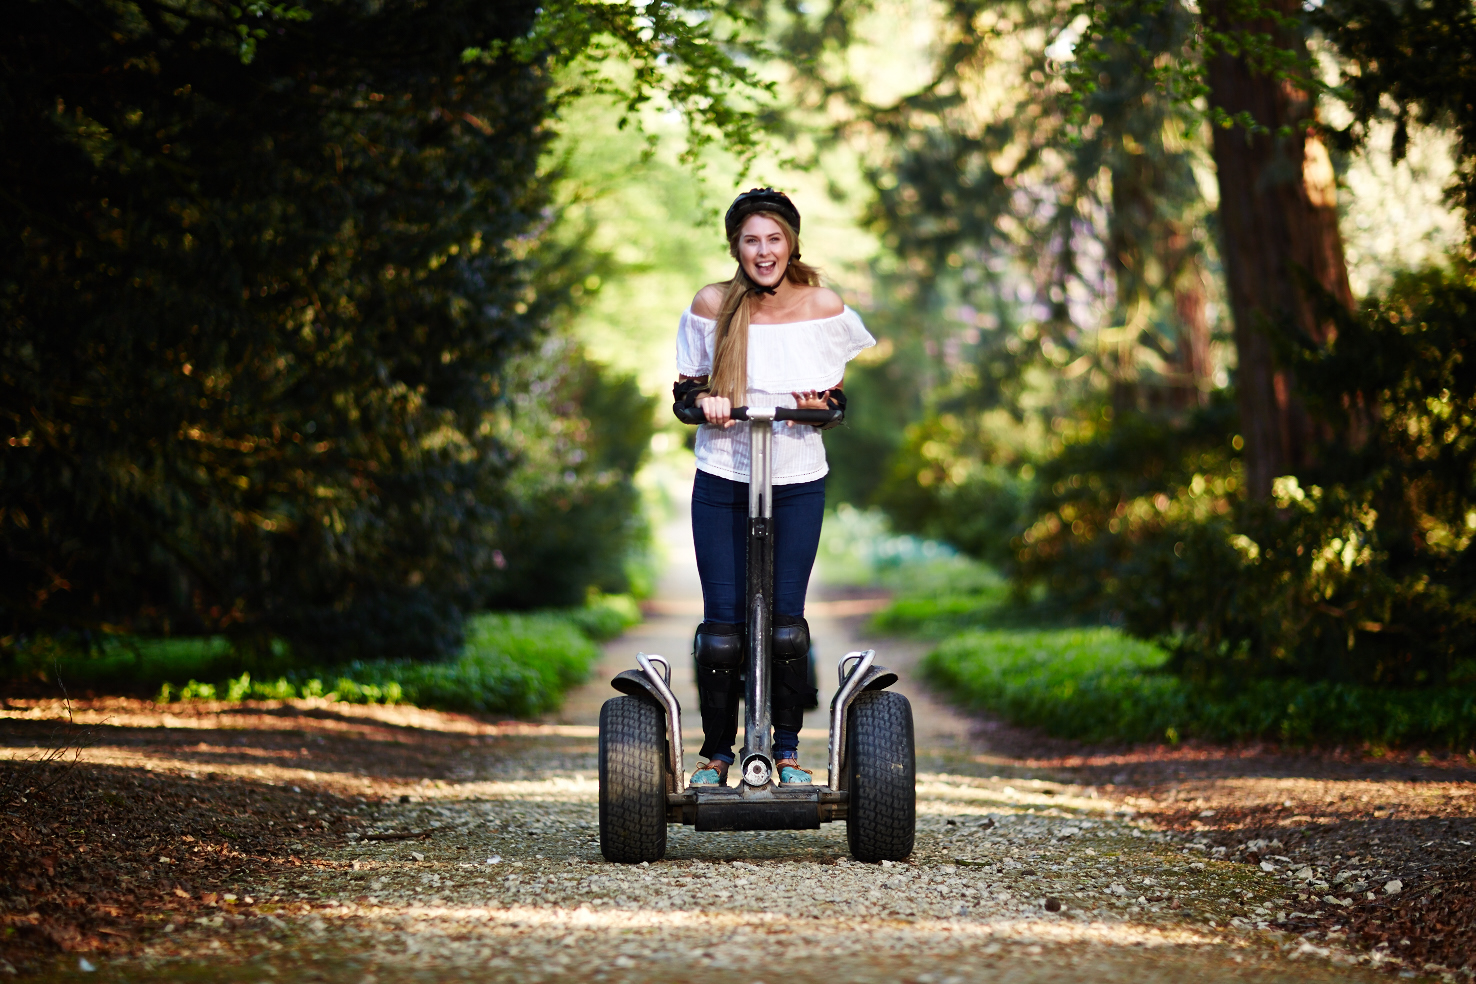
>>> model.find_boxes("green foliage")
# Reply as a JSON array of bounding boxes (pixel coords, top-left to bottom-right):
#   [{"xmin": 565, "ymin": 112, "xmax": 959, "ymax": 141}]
[
  {"xmin": 923, "ymin": 628, "xmax": 1476, "ymax": 747},
  {"xmin": 1063, "ymin": 0, "xmax": 1476, "ymax": 239},
  {"xmin": 772, "ymin": 0, "xmax": 1222, "ymax": 520},
  {"xmin": 13, "ymin": 594, "xmax": 636, "ymax": 712},
  {"xmin": 1, "ymin": 0, "xmax": 558, "ymax": 659},
  {"xmin": 328, "ymin": 612, "xmax": 602, "ymax": 716},
  {"xmin": 566, "ymin": 593, "xmax": 643, "ymax": 641},
  {"xmin": 1016, "ymin": 265, "xmax": 1476, "ymax": 687},
  {"xmin": 18, "ymin": 634, "xmax": 250, "ymax": 698},
  {"xmin": 142, "ymin": 608, "xmax": 615, "ymax": 716},
  {"xmin": 479, "ymin": 336, "xmax": 656, "ymax": 610},
  {"xmin": 862, "ymin": 548, "xmax": 1080, "ymax": 637},
  {"xmin": 870, "ymin": 583, "xmax": 1013, "ymax": 639},
  {"xmin": 1315, "ymin": 0, "xmax": 1476, "ymax": 236},
  {"xmin": 464, "ymin": 0, "xmax": 772, "ymax": 166},
  {"xmin": 820, "ymin": 357, "xmax": 919, "ymax": 508},
  {"xmin": 1014, "ymin": 396, "xmax": 1241, "ymax": 620},
  {"xmin": 817, "ymin": 504, "xmax": 969, "ymax": 588},
  {"xmin": 874, "ymin": 412, "xmax": 1039, "ymax": 567},
  {"xmin": 1061, "ymin": 0, "xmax": 1318, "ymax": 135}
]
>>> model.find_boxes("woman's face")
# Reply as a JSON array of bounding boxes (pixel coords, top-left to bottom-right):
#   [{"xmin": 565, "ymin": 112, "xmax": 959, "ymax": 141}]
[{"xmin": 736, "ymin": 214, "xmax": 791, "ymax": 288}]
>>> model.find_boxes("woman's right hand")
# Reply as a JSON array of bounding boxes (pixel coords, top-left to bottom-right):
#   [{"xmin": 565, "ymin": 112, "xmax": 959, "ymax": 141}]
[{"xmin": 697, "ymin": 394, "xmax": 735, "ymax": 428}]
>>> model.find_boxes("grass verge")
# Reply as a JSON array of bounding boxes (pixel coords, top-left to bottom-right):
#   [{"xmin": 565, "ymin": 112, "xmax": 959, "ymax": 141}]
[
  {"xmin": 12, "ymin": 595, "xmax": 640, "ymax": 719},
  {"xmin": 922, "ymin": 628, "xmax": 1476, "ymax": 749}
]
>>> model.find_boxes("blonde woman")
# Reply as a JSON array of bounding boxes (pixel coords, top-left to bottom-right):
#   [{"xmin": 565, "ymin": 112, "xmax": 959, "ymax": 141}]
[{"xmin": 672, "ymin": 188, "xmax": 875, "ymax": 786}]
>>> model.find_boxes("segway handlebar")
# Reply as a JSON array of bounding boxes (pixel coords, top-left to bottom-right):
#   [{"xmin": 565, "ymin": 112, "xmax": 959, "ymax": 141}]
[{"xmin": 674, "ymin": 405, "xmax": 843, "ymax": 427}]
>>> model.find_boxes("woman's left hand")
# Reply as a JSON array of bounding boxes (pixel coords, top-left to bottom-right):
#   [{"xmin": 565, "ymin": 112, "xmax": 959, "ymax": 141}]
[{"xmin": 788, "ymin": 389, "xmax": 830, "ymax": 426}]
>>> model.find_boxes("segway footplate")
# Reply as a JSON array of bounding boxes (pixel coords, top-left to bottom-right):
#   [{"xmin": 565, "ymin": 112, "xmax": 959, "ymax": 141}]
[{"xmin": 669, "ymin": 785, "xmax": 847, "ymax": 831}]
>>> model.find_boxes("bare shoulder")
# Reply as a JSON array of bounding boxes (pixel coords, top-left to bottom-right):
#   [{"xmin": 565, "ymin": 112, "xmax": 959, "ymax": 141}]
[
  {"xmin": 799, "ymin": 286, "xmax": 845, "ymax": 319},
  {"xmin": 690, "ymin": 284, "xmax": 725, "ymax": 319}
]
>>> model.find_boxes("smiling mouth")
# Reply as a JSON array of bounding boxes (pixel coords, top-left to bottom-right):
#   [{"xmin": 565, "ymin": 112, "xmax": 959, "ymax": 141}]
[{"xmin": 754, "ymin": 260, "xmax": 778, "ymax": 278}]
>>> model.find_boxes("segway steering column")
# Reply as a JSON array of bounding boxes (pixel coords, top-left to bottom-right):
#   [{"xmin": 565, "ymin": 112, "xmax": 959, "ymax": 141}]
[{"xmin": 679, "ymin": 405, "xmax": 839, "ymax": 786}]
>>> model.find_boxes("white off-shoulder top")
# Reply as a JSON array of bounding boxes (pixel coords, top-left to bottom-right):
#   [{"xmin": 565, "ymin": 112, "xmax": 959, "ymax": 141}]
[{"xmin": 676, "ymin": 305, "xmax": 876, "ymax": 485}]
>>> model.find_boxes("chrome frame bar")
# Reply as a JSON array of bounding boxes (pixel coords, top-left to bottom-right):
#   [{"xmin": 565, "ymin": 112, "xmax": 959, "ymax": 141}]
[
  {"xmin": 827, "ymin": 649, "xmax": 875, "ymax": 789},
  {"xmin": 740, "ymin": 408, "xmax": 776, "ymax": 787},
  {"xmin": 745, "ymin": 406, "xmax": 776, "ymax": 519},
  {"xmin": 636, "ymin": 653, "xmax": 683, "ymax": 781}
]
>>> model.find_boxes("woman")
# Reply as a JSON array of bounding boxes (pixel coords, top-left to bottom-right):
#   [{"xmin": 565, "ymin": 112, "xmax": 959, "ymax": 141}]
[{"xmin": 673, "ymin": 188, "xmax": 875, "ymax": 786}]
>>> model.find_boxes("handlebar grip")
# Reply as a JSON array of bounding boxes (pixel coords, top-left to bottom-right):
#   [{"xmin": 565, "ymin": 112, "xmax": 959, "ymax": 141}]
[
  {"xmin": 675, "ymin": 406, "xmax": 842, "ymax": 426},
  {"xmin": 775, "ymin": 407, "xmax": 842, "ymax": 425}
]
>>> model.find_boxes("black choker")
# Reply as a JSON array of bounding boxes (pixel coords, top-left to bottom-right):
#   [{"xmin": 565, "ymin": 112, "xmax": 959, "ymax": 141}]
[{"xmin": 749, "ymin": 260, "xmax": 789, "ymax": 296}]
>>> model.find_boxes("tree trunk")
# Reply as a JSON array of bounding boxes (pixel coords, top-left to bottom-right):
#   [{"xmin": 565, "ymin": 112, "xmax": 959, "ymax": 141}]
[
  {"xmin": 1203, "ymin": 0, "xmax": 1354, "ymax": 498},
  {"xmin": 1166, "ymin": 225, "xmax": 1212, "ymax": 409},
  {"xmin": 1107, "ymin": 146, "xmax": 1154, "ymax": 414}
]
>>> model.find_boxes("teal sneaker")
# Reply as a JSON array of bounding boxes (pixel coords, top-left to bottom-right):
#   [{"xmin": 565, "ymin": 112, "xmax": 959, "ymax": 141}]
[
  {"xmin": 777, "ymin": 761, "xmax": 813, "ymax": 785},
  {"xmin": 690, "ymin": 761, "xmax": 728, "ymax": 786}
]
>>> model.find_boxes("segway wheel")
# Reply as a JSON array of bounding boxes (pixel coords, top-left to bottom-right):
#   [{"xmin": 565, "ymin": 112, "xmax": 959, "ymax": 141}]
[
  {"xmin": 598, "ymin": 695, "xmax": 668, "ymax": 863},
  {"xmin": 845, "ymin": 690, "xmax": 915, "ymax": 863}
]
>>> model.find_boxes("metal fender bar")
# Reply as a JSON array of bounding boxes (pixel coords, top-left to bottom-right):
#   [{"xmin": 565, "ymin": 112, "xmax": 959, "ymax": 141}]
[
  {"xmin": 636, "ymin": 653, "xmax": 683, "ymax": 780},
  {"xmin": 828, "ymin": 649, "xmax": 875, "ymax": 788}
]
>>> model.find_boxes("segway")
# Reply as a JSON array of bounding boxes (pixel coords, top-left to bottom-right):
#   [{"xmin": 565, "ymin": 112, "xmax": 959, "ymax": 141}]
[{"xmin": 598, "ymin": 404, "xmax": 916, "ymax": 863}]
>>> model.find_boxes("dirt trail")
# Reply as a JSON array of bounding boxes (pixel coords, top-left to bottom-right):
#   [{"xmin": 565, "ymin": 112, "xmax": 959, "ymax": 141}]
[{"xmin": 3, "ymin": 514, "xmax": 1472, "ymax": 982}]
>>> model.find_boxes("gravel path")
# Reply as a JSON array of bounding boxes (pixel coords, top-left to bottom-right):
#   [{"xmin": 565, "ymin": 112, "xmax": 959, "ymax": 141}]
[
  {"xmin": 13, "ymin": 509, "xmax": 1461, "ymax": 982},
  {"xmin": 97, "ymin": 515, "xmax": 1424, "ymax": 984}
]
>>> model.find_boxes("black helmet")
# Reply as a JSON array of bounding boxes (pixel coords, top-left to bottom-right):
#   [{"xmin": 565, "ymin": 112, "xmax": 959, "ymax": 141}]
[{"xmin": 725, "ymin": 188, "xmax": 801, "ymax": 240}]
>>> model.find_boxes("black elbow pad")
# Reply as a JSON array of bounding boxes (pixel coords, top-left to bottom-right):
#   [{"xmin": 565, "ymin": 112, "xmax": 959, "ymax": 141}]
[
  {"xmin": 673, "ymin": 378, "xmax": 710, "ymax": 426},
  {"xmin": 821, "ymin": 388, "xmax": 846, "ymax": 430}
]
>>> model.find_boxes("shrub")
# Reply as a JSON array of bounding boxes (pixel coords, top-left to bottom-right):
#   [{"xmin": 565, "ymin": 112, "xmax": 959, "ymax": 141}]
[
  {"xmin": 1013, "ymin": 264, "xmax": 1476, "ymax": 687},
  {"xmin": 872, "ymin": 411, "xmax": 1038, "ymax": 568},
  {"xmin": 924, "ymin": 628, "xmax": 1476, "ymax": 748},
  {"xmin": 477, "ymin": 337, "xmax": 656, "ymax": 610},
  {"xmin": 17, "ymin": 602, "xmax": 631, "ymax": 717}
]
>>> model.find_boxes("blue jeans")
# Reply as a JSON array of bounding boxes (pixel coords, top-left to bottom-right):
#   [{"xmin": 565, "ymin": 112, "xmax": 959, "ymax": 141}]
[{"xmin": 691, "ymin": 469, "xmax": 824, "ymax": 764}]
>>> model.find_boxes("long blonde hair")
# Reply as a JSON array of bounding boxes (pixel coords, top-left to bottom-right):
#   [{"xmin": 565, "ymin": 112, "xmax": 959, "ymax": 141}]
[{"xmin": 708, "ymin": 211, "xmax": 823, "ymax": 404}]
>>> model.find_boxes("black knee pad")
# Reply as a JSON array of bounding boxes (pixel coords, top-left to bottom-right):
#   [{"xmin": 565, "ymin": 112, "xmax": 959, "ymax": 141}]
[
  {"xmin": 694, "ymin": 622, "xmax": 743, "ymax": 759},
  {"xmin": 771, "ymin": 614, "xmax": 818, "ymax": 731},
  {"xmin": 771, "ymin": 614, "xmax": 810, "ymax": 660},
  {"xmin": 694, "ymin": 622, "xmax": 744, "ymax": 669}
]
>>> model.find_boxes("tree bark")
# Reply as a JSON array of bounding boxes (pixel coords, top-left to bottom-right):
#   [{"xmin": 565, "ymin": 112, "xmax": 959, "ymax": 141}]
[
  {"xmin": 1159, "ymin": 221, "xmax": 1213, "ymax": 409},
  {"xmin": 1108, "ymin": 144, "xmax": 1155, "ymax": 414},
  {"xmin": 1204, "ymin": 0, "xmax": 1354, "ymax": 498}
]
